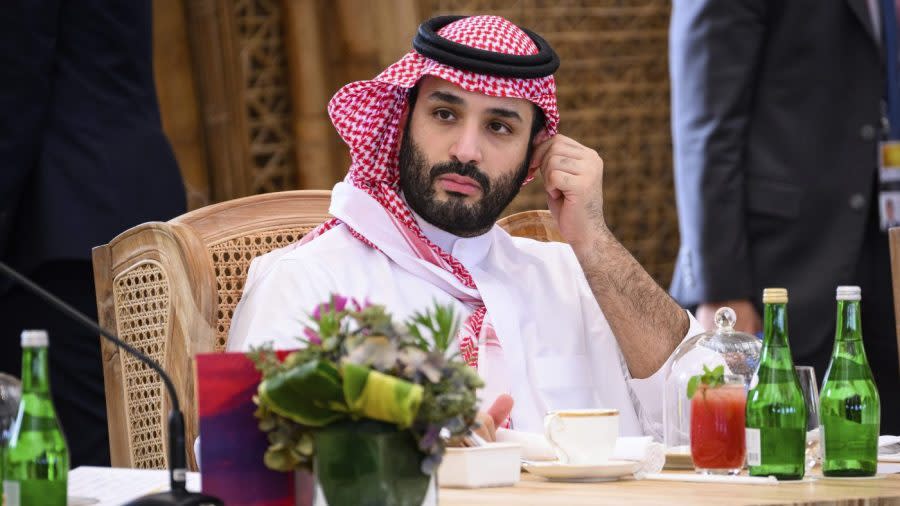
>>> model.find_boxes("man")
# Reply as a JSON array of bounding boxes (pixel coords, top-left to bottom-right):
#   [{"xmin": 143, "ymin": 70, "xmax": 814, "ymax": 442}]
[
  {"xmin": 0, "ymin": 1, "xmax": 187, "ymax": 465},
  {"xmin": 230, "ymin": 15, "xmax": 702, "ymax": 438},
  {"xmin": 669, "ymin": 0, "xmax": 900, "ymax": 433}
]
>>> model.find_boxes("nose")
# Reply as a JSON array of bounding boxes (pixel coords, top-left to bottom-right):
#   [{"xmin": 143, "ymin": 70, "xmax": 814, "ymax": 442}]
[{"xmin": 448, "ymin": 122, "xmax": 483, "ymax": 165}]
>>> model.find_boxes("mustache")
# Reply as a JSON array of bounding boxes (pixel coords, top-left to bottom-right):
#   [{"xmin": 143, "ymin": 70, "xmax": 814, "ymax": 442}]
[{"xmin": 429, "ymin": 161, "xmax": 491, "ymax": 193}]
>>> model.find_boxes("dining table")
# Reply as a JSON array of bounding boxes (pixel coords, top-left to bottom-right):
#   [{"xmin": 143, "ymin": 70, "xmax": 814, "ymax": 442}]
[
  {"xmin": 440, "ymin": 468, "xmax": 900, "ymax": 506},
  {"xmin": 67, "ymin": 461, "xmax": 900, "ymax": 505}
]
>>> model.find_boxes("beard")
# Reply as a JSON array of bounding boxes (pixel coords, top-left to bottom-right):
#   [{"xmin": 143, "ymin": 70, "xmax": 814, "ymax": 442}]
[{"xmin": 398, "ymin": 123, "xmax": 532, "ymax": 238}]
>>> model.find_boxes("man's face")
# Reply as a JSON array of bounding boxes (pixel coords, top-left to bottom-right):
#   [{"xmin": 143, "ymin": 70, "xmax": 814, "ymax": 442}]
[{"xmin": 398, "ymin": 76, "xmax": 538, "ymax": 237}]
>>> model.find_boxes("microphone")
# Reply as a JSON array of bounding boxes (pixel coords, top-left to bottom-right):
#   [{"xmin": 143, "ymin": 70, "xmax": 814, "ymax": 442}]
[{"xmin": 0, "ymin": 261, "xmax": 223, "ymax": 506}]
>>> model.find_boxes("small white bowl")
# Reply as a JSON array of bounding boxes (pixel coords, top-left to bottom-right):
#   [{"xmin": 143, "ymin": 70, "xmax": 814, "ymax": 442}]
[{"xmin": 438, "ymin": 442, "xmax": 521, "ymax": 488}]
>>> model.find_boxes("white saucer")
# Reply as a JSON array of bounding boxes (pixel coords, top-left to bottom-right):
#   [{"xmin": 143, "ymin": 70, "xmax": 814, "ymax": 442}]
[{"xmin": 521, "ymin": 459, "xmax": 640, "ymax": 482}]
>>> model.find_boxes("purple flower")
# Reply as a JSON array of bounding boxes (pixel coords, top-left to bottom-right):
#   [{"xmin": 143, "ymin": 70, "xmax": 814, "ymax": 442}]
[
  {"xmin": 312, "ymin": 294, "xmax": 350, "ymax": 320},
  {"xmin": 303, "ymin": 328, "xmax": 322, "ymax": 345},
  {"xmin": 418, "ymin": 424, "xmax": 440, "ymax": 452},
  {"xmin": 331, "ymin": 294, "xmax": 349, "ymax": 312},
  {"xmin": 350, "ymin": 297, "xmax": 374, "ymax": 312}
]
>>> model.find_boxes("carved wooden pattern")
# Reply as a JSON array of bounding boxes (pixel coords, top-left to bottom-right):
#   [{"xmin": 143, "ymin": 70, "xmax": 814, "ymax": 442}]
[
  {"xmin": 232, "ymin": 0, "xmax": 298, "ymax": 194},
  {"xmin": 421, "ymin": 0, "xmax": 677, "ymax": 284}
]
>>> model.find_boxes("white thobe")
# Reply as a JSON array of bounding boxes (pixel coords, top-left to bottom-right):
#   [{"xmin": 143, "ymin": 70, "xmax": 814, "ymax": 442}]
[{"xmin": 227, "ymin": 204, "xmax": 704, "ymax": 439}]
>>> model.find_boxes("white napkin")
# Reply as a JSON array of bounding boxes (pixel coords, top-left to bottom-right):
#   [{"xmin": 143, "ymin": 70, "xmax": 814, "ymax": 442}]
[
  {"xmin": 614, "ymin": 436, "xmax": 666, "ymax": 479},
  {"xmin": 496, "ymin": 429, "xmax": 665, "ymax": 479},
  {"xmin": 495, "ymin": 428, "xmax": 555, "ymax": 460},
  {"xmin": 879, "ymin": 435, "xmax": 900, "ymax": 454}
]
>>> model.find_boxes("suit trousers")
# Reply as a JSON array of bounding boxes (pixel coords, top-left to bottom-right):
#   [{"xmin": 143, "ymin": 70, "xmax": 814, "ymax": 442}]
[{"xmin": 0, "ymin": 260, "xmax": 110, "ymax": 467}]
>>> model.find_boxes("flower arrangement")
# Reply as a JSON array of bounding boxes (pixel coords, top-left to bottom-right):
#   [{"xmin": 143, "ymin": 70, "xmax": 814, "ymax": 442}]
[{"xmin": 249, "ymin": 295, "xmax": 483, "ymax": 476}]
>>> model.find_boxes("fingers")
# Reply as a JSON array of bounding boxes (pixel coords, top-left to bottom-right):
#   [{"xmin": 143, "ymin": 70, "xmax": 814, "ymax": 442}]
[
  {"xmin": 473, "ymin": 412, "xmax": 497, "ymax": 441},
  {"xmin": 531, "ymin": 135, "xmax": 605, "ymax": 215},
  {"xmin": 533, "ymin": 142, "xmax": 586, "ymax": 172},
  {"xmin": 530, "ymin": 135, "xmax": 554, "ymax": 169},
  {"xmin": 488, "ymin": 394, "xmax": 514, "ymax": 428},
  {"xmin": 543, "ymin": 165, "xmax": 586, "ymax": 197},
  {"xmin": 531, "ymin": 134, "xmax": 583, "ymax": 168},
  {"xmin": 473, "ymin": 393, "xmax": 515, "ymax": 443}
]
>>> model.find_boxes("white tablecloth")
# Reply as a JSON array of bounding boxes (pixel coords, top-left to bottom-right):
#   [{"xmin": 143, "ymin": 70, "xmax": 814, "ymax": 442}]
[{"xmin": 68, "ymin": 466, "xmax": 201, "ymax": 506}]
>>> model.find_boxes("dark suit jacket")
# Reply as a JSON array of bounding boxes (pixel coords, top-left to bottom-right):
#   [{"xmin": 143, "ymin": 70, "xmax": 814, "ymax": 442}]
[
  {"xmin": 0, "ymin": 0, "xmax": 186, "ymax": 279},
  {"xmin": 669, "ymin": 0, "xmax": 883, "ymax": 356}
]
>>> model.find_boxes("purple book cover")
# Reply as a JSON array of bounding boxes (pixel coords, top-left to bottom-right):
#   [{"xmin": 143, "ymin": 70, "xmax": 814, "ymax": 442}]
[{"xmin": 196, "ymin": 352, "xmax": 313, "ymax": 506}]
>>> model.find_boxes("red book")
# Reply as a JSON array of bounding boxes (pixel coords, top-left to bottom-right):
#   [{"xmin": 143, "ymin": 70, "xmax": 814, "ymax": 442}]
[{"xmin": 195, "ymin": 352, "xmax": 313, "ymax": 506}]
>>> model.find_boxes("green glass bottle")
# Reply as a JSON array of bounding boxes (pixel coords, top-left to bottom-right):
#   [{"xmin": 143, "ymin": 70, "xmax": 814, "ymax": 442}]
[
  {"xmin": 745, "ymin": 288, "xmax": 807, "ymax": 479},
  {"xmin": 3, "ymin": 330, "xmax": 69, "ymax": 505},
  {"xmin": 820, "ymin": 286, "xmax": 880, "ymax": 477}
]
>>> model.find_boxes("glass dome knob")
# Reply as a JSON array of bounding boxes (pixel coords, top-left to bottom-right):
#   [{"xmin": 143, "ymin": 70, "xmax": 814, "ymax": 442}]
[{"xmin": 714, "ymin": 307, "xmax": 736, "ymax": 331}]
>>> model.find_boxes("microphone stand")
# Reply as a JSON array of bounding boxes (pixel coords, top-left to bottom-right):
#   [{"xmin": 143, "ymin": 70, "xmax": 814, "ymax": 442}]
[{"xmin": 0, "ymin": 261, "xmax": 223, "ymax": 506}]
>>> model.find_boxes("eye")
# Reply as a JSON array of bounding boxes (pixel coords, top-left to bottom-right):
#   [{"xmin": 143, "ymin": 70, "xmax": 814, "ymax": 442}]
[
  {"xmin": 433, "ymin": 109, "xmax": 456, "ymax": 121},
  {"xmin": 488, "ymin": 121, "xmax": 512, "ymax": 135}
]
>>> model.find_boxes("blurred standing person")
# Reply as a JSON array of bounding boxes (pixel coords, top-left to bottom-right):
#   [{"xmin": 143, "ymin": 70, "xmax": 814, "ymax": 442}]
[
  {"xmin": 669, "ymin": 0, "xmax": 900, "ymax": 434},
  {"xmin": 0, "ymin": 1, "xmax": 186, "ymax": 466}
]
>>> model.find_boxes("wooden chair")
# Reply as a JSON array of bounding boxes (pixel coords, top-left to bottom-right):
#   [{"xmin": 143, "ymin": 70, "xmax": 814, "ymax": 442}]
[
  {"xmin": 92, "ymin": 191, "xmax": 559, "ymax": 471},
  {"xmin": 889, "ymin": 227, "xmax": 900, "ymax": 372},
  {"xmin": 497, "ymin": 209, "xmax": 563, "ymax": 243},
  {"xmin": 92, "ymin": 190, "xmax": 331, "ymax": 470}
]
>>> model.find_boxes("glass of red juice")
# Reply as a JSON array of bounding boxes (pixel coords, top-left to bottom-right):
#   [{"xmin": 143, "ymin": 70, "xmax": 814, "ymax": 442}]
[{"xmin": 690, "ymin": 375, "xmax": 747, "ymax": 475}]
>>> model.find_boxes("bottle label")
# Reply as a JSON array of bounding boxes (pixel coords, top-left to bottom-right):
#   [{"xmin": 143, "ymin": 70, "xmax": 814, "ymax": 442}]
[
  {"xmin": 746, "ymin": 428, "xmax": 761, "ymax": 466},
  {"xmin": 3, "ymin": 480, "xmax": 20, "ymax": 506}
]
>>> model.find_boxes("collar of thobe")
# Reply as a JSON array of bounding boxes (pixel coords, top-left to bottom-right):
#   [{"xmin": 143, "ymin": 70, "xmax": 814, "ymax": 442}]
[
  {"xmin": 328, "ymin": 182, "xmax": 484, "ymax": 305},
  {"xmin": 402, "ymin": 193, "xmax": 494, "ymax": 267}
]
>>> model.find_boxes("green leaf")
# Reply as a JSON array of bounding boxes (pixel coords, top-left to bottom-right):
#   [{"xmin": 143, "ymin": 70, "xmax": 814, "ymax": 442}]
[
  {"xmin": 342, "ymin": 363, "xmax": 423, "ymax": 428},
  {"xmin": 406, "ymin": 301, "xmax": 459, "ymax": 353},
  {"xmin": 686, "ymin": 375, "xmax": 700, "ymax": 399},
  {"xmin": 686, "ymin": 363, "xmax": 727, "ymax": 399},
  {"xmin": 258, "ymin": 359, "xmax": 348, "ymax": 427}
]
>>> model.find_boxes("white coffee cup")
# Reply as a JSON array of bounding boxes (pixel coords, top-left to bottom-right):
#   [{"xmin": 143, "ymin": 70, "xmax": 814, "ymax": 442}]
[{"xmin": 543, "ymin": 408, "xmax": 619, "ymax": 465}]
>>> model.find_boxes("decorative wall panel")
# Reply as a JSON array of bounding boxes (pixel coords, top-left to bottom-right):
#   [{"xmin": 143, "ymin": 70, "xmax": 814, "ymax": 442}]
[{"xmin": 233, "ymin": 0, "xmax": 298, "ymax": 193}]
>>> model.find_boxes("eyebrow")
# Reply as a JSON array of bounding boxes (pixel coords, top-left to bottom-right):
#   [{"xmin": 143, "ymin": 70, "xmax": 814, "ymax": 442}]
[
  {"xmin": 428, "ymin": 91, "xmax": 464, "ymax": 105},
  {"xmin": 487, "ymin": 107, "xmax": 523, "ymax": 122},
  {"xmin": 427, "ymin": 91, "xmax": 524, "ymax": 122}
]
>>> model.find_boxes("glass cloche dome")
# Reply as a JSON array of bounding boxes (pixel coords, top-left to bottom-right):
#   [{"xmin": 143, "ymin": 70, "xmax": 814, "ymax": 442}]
[{"xmin": 663, "ymin": 307, "xmax": 761, "ymax": 452}]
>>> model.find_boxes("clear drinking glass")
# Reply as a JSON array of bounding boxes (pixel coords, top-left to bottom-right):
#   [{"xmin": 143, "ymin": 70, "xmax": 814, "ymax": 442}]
[
  {"xmin": 794, "ymin": 365, "xmax": 820, "ymax": 471},
  {"xmin": 690, "ymin": 374, "xmax": 747, "ymax": 475}
]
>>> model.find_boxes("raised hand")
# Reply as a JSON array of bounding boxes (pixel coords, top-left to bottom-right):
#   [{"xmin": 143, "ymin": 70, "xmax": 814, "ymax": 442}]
[{"xmin": 530, "ymin": 133, "xmax": 606, "ymax": 251}]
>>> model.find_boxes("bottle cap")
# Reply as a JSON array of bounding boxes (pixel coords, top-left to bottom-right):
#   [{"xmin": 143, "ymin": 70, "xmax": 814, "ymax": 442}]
[
  {"xmin": 836, "ymin": 286, "xmax": 861, "ymax": 301},
  {"xmin": 762, "ymin": 288, "xmax": 788, "ymax": 304},
  {"xmin": 20, "ymin": 330, "xmax": 48, "ymax": 348}
]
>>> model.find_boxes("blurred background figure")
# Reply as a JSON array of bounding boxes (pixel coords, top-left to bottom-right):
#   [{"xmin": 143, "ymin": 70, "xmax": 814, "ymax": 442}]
[
  {"xmin": 669, "ymin": 0, "xmax": 900, "ymax": 433},
  {"xmin": 0, "ymin": 1, "xmax": 186, "ymax": 466}
]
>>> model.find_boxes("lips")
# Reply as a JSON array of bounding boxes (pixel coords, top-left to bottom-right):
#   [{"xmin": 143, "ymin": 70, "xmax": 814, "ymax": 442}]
[{"xmin": 436, "ymin": 174, "xmax": 482, "ymax": 196}]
